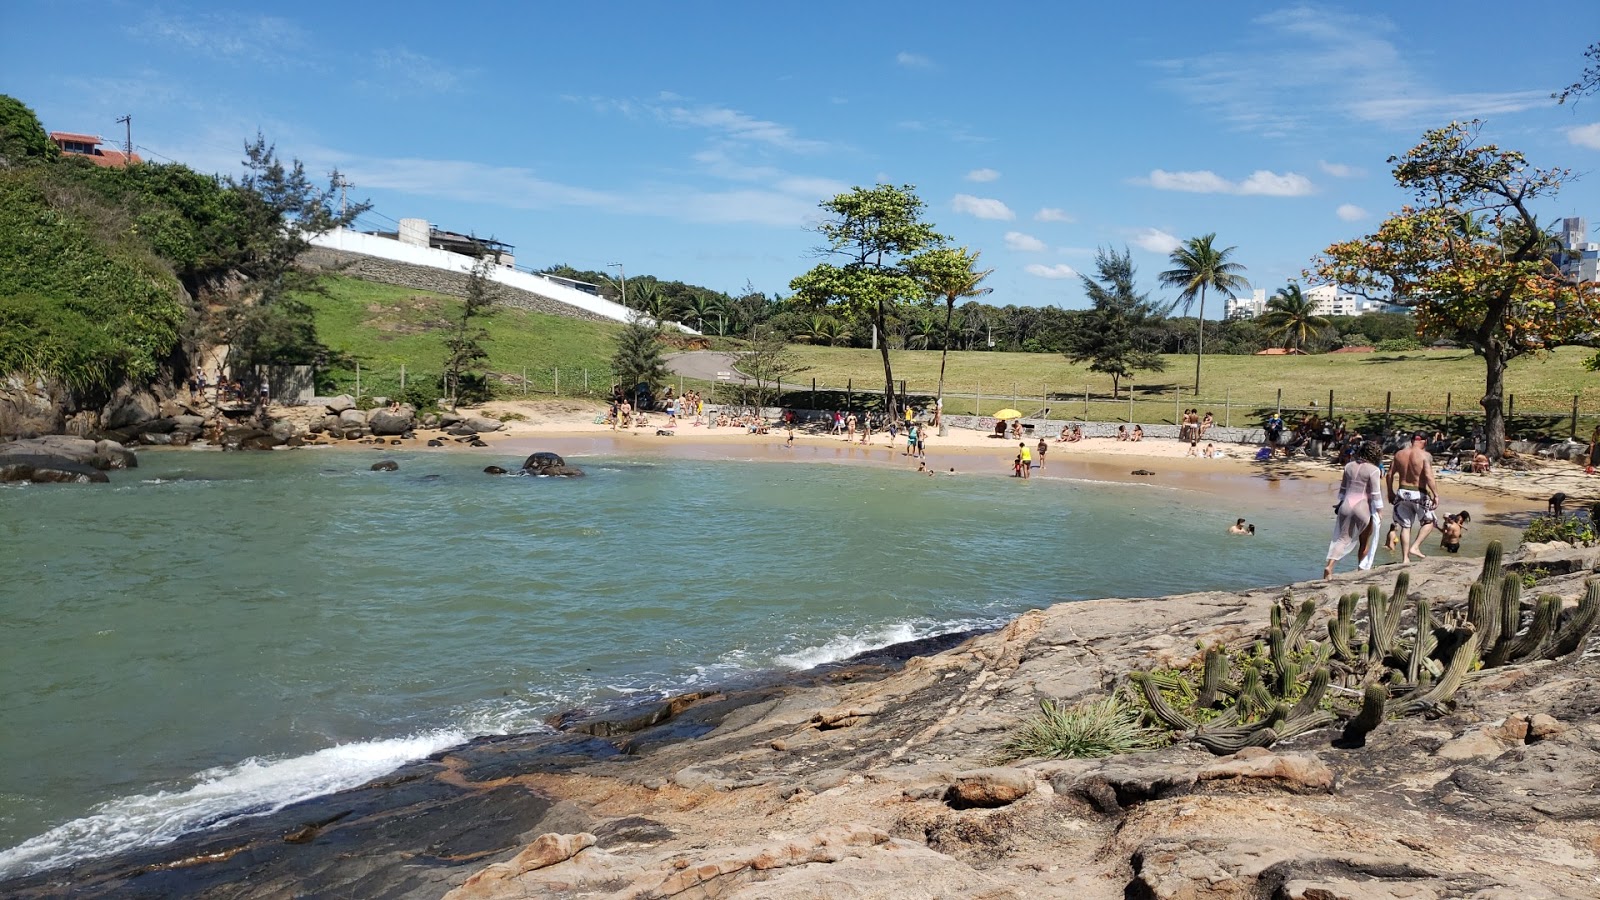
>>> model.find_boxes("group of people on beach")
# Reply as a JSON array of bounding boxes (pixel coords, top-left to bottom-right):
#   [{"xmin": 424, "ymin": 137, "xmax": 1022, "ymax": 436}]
[{"xmin": 1322, "ymin": 431, "xmax": 1472, "ymax": 579}]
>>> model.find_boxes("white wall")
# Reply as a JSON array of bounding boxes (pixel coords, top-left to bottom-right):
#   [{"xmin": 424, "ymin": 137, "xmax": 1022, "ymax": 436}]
[{"xmin": 309, "ymin": 228, "xmax": 698, "ymax": 333}]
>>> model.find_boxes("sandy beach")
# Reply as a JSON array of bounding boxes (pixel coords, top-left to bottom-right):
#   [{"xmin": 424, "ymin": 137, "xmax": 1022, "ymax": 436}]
[{"xmin": 287, "ymin": 397, "xmax": 1592, "ymax": 529}]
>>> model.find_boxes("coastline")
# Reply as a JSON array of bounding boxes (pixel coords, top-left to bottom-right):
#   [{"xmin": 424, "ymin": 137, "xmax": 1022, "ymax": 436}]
[
  {"xmin": 280, "ymin": 397, "xmax": 1568, "ymax": 527},
  {"xmin": 10, "ymin": 546, "xmax": 1598, "ymax": 898}
]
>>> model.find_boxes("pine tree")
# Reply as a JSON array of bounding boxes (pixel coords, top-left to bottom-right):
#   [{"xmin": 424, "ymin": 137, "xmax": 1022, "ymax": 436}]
[
  {"xmin": 444, "ymin": 255, "xmax": 497, "ymax": 409},
  {"xmin": 611, "ymin": 314, "xmax": 668, "ymax": 407},
  {"xmin": 1064, "ymin": 247, "xmax": 1167, "ymax": 400}
]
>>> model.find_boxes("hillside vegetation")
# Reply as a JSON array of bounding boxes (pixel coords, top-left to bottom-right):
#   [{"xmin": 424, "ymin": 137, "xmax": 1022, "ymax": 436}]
[{"xmin": 300, "ymin": 275, "xmax": 624, "ymax": 400}]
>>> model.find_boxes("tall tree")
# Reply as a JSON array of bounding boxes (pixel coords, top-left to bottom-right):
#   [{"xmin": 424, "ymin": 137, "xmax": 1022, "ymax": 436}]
[
  {"xmin": 739, "ymin": 324, "xmax": 808, "ymax": 409},
  {"xmin": 1313, "ymin": 120, "xmax": 1600, "ymax": 458},
  {"xmin": 1256, "ymin": 283, "xmax": 1330, "ymax": 351},
  {"xmin": 790, "ymin": 185, "xmax": 944, "ymax": 421},
  {"xmin": 1063, "ymin": 247, "xmax": 1167, "ymax": 400},
  {"xmin": 909, "ymin": 246, "xmax": 992, "ymax": 432},
  {"xmin": 444, "ymin": 255, "xmax": 498, "ymax": 410},
  {"xmin": 1159, "ymin": 234, "xmax": 1250, "ymax": 396},
  {"xmin": 216, "ymin": 134, "xmax": 368, "ymax": 376},
  {"xmin": 611, "ymin": 314, "xmax": 669, "ymax": 407}
]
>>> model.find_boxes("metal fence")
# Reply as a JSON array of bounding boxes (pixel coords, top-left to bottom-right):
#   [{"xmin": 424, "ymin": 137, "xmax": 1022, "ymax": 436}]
[{"xmin": 763, "ymin": 378, "xmax": 1600, "ymax": 443}]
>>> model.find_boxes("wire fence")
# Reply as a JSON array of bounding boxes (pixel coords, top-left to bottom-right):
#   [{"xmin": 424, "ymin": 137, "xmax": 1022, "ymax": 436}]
[
  {"xmin": 767, "ymin": 378, "xmax": 1600, "ymax": 443},
  {"xmin": 312, "ymin": 365, "xmax": 1600, "ymax": 442}
]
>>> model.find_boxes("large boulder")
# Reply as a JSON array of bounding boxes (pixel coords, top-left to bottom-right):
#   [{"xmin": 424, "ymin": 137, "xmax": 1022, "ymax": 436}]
[
  {"xmin": 221, "ymin": 427, "xmax": 284, "ymax": 451},
  {"xmin": 102, "ymin": 386, "xmax": 161, "ymax": 430},
  {"xmin": 0, "ymin": 436, "xmax": 136, "ymax": 470},
  {"xmin": 338, "ymin": 408, "xmax": 368, "ymax": 427},
  {"xmin": 368, "ymin": 407, "xmax": 415, "ymax": 436},
  {"xmin": 464, "ymin": 415, "xmax": 505, "ymax": 433},
  {"xmin": 1, "ymin": 375, "xmax": 65, "ymax": 436},
  {"xmin": 0, "ymin": 454, "xmax": 110, "ymax": 484},
  {"xmin": 519, "ymin": 451, "xmax": 584, "ymax": 477},
  {"xmin": 322, "ymin": 394, "xmax": 356, "ymax": 414}
]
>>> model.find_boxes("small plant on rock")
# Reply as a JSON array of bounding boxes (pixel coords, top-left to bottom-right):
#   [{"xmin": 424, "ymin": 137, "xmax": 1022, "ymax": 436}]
[
  {"xmin": 999, "ymin": 695, "xmax": 1163, "ymax": 761},
  {"xmin": 1522, "ymin": 515, "xmax": 1597, "ymax": 547}
]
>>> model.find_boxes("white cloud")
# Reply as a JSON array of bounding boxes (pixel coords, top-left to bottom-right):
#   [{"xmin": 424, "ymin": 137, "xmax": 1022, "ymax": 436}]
[
  {"xmin": 1336, "ymin": 203, "xmax": 1368, "ymax": 222},
  {"xmin": 952, "ymin": 194, "xmax": 1015, "ymax": 220},
  {"xmin": 965, "ymin": 167, "xmax": 1000, "ymax": 182},
  {"xmin": 1147, "ymin": 169, "xmax": 1233, "ymax": 193},
  {"xmin": 897, "ymin": 51, "xmax": 933, "ymax": 69},
  {"xmin": 1319, "ymin": 160, "xmax": 1363, "ymax": 178},
  {"xmin": 132, "ymin": 12, "xmax": 314, "ymax": 68},
  {"xmin": 1005, "ymin": 231, "xmax": 1047, "ymax": 252},
  {"xmin": 1132, "ymin": 228, "xmax": 1182, "ymax": 254},
  {"xmin": 1142, "ymin": 168, "xmax": 1314, "ymax": 197},
  {"xmin": 1034, "ymin": 207, "xmax": 1074, "ymax": 222},
  {"xmin": 1238, "ymin": 170, "xmax": 1315, "ymax": 196},
  {"xmin": 1569, "ymin": 122, "xmax": 1600, "ymax": 150},
  {"xmin": 1025, "ymin": 264, "xmax": 1078, "ymax": 279},
  {"xmin": 1155, "ymin": 7, "xmax": 1550, "ymax": 136},
  {"xmin": 659, "ymin": 102, "xmax": 828, "ymax": 152},
  {"xmin": 367, "ymin": 48, "xmax": 473, "ymax": 95}
]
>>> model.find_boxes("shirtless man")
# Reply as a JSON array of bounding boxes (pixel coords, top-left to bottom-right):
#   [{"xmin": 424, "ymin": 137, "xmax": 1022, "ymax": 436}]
[{"xmin": 1387, "ymin": 431, "xmax": 1439, "ymax": 563}]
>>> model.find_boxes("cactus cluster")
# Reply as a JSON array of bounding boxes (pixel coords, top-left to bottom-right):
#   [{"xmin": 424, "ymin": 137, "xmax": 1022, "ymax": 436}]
[{"xmin": 1129, "ymin": 541, "xmax": 1599, "ymax": 754}]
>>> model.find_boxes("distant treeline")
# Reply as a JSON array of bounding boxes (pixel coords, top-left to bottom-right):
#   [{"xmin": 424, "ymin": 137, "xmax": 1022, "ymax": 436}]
[{"xmin": 538, "ymin": 263, "xmax": 1420, "ymax": 355}]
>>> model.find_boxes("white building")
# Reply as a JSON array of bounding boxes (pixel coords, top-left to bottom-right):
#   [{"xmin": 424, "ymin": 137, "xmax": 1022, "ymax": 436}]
[
  {"xmin": 1557, "ymin": 217, "xmax": 1600, "ymax": 284},
  {"xmin": 1225, "ymin": 289, "xmax": 1268, "ymax": 319}
]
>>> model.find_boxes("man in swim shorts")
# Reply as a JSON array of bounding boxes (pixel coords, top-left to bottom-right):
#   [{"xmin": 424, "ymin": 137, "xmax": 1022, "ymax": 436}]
[
  {"xmin": 1440, "ymin": 511, "xmax": 1470, "ymax": 553},
  {"xmin": 1387, "ymin": 432, "xmax": 1439, "ymax": 563}
]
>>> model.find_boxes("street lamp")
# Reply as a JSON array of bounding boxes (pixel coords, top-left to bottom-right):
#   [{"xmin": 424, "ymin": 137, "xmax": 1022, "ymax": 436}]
[{"xmin": 608, "ymin": 262, "xmax": 627, "ymax": 309}]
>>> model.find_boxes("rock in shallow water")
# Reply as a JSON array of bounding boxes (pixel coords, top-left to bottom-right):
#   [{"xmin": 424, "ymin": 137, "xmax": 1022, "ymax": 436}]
[{"xmin": 0, "ymin": 454, "xmax": 110, "ymax": 483}]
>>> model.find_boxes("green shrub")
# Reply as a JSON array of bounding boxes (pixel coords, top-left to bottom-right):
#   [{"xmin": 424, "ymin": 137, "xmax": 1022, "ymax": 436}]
[
  {"xmin": 1375, "ymin": 337, "xmax": 1423, "ymax": 352},
  {"xmin": 1522, "ymin": 515, "xmax": 1597, "ymax": 546},
  {"xmin": 998, "ymin": 695, "xmax": 1162, "ymax": 761}
]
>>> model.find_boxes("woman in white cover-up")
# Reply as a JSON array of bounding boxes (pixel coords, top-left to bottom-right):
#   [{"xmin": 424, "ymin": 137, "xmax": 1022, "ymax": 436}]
[{"xmin": 1323, "ymin": 441, "xmax": 1385, "ymax": 579}]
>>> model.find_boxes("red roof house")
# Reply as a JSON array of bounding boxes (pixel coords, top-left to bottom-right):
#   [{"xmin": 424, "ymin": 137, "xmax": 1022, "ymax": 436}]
[{"xmin": 50, "ymin": 132, "xmax": 142, "ymax": 167}]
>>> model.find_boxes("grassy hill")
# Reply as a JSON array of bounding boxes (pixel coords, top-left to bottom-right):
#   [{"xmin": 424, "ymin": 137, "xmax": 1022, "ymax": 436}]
[{"xmin": 300, "ymin": 274, "xmax": 624, "ymax": 400}]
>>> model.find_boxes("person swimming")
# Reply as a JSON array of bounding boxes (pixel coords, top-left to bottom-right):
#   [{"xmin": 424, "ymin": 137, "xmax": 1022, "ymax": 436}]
[{"xmin": 1440, "ymin": 511, "xmax": 1471, "ymax": 553}]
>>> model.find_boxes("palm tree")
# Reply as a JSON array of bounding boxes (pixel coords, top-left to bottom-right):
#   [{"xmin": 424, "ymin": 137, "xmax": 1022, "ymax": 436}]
[
  {"xmin": 797, "ymin": 313, "xmax": 847, "ymax": 346},
  {"xmin": 1159, "ymin": 234, "xmax": 1250, "ymax": 395},
  {"xmin": 1257, "ymin": 283, "xmax": 1330, "ymax": 351},
  {"xmin": 910, "ymin": 248, "xmax": 993, "ymax": 432},
  {"xmin": 683, "ymin": 292, "xmax": 724, "ymax": 333}
]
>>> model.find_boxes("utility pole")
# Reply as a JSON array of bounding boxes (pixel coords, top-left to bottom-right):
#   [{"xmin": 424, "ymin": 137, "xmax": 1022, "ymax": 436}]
[
  {"xmin": 330, "ymin": 172, "xmax": 351, "ymax": 219},
  {"xmin": 608, "ymin": 262, "xmax": 627, "ymax": 309},
  {"xmin": 114, "ymin": 114, "xmax": 132, "ymax": 161}
]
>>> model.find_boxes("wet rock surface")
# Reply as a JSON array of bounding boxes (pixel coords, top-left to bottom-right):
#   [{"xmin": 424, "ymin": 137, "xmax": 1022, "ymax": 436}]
[{"xmin": 7, "ymin": 552, "xmax": 1600, "ymax": 898}]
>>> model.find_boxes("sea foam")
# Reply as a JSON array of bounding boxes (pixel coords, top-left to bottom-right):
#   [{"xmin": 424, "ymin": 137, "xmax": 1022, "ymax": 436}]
[{"xmin": 0, "ymin": 729, "xmax": 465, "ymax": 880}]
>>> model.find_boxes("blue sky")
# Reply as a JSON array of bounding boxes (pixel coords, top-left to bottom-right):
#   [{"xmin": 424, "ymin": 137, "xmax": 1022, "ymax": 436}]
[{"xmin": 6, "ymin": 2, "xmax": 1598, "ymax": 312}]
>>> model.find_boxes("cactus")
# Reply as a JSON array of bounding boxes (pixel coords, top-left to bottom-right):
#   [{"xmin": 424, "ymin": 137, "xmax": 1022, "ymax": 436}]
[
  {"xmin": 1406, "ymin": 598, "xmax": 1437, "ymax": 684},
  {"xmin": 1341, "ymin": 683, "xmax": 1389, "ymax": 745},
  {"xmin": 1483, "ymin": 577, "xmax": 1527, "ymax": 668},
  {"xmin": 1196, "ymin": 644, "xmax": 1229, "ymax": 708},
  {"xmin": 1276, "ymin": 660, "xmax": 1300, "ymax": 697},
  {"xmin": 1501, "ymin": 595, "xmax": 1562, "ymax": 663},
  {"xmin": 1466, "ymin": 582, "xmax": 1492, "ymax": 648},
  {"xmin": 1329, "ymin": 593, "xmax": 1359, "ymax": 660},
  {"xmin": 1365, "ymin": 584, "xmax": 1388, "ymax": 663},
  {"xmin": 1286, "ymin": 598, "xmax": 1317, "ymax": 651},
  {"xmin": 1289, "ymin": 666, "xmax": 1330, "ymax": 719},
  {"xmin": 1472, "ymin": 541, "xmax": 1506, "ymax": 647},
  {"xmin": 1540, "ymin": 579, "xmax": 1600, "ymax": 660},
  {"xmin": 1390, "ymin": 632, "xmax": 1481, "ymax": 716},
  {"xmin": 1192, "ymin": 704, "xmax": 1287, "ymax": 755},
  {"xmin": 1268, "ymin": 625, "xmax": 1288, "ymax": 678},
  {"xmin": 1382, "ymin": 573, "xmax": 1407, "ymax": 650},
  {"xmin": 1132, "ymin": 670, "xmax": 1195, "ymax": 730},
  {"xmin": 1275, "ymin": 709, "xmax": 1337, "ymax": 742},
  {"xmin": 1270, "ymin": 603, "xmax": 1284, "ymax": 633}
]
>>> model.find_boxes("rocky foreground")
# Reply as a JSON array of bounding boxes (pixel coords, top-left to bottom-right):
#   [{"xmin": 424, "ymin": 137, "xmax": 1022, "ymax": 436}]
[{"xmin": 8, "ymin": 550, "xmax": 1600, "ymax": 899}]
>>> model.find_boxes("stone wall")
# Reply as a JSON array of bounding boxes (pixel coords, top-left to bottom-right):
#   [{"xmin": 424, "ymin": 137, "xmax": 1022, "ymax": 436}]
[{"xmin": 301, "ymin": 248, "xmax": 615, "ymax": 324}]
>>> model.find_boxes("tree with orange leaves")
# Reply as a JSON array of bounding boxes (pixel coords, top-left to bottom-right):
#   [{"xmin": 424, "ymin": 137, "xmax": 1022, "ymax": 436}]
[{"xmin": 1312, "ymin": 120, "xmax": 1600, "ymax": 460}]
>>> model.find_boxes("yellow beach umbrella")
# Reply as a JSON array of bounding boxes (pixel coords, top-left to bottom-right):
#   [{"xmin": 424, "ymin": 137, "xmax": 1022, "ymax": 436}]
[{"xmin": 992, "ymin": 408, "xmax": 1024, "ymax": 420}]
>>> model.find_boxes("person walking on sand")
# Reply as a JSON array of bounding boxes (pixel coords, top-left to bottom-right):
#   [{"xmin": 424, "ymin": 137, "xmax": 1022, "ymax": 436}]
[
  {"xmin": 1324, "ymin": 441, "xmax": 1385, "ymax": 579},
  {"xmin": 861, "ymin": 413, "xmax": 873, "ymax": 445},
  {"xmin": 1018, "ymin": 441, "xmax": 1032, "ymax": 479},
  {"xmin": 1036, "ymin": 437, "xmax": 1048, "ymax": 472},
  {"xmin": 1387, "ymin": 431, "xmax": 1439, "ymax": 563},
  {"xmin": 845, "ymin": 412, "xmax": 856, "ymax": 442}
]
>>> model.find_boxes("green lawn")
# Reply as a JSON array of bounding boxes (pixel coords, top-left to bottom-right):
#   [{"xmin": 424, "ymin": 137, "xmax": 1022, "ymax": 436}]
[
  {"xmin": 299, "ymin": 274, "xmax": 623, "ymax": 398},
  {"xmin": 770, "ymin": 345, "xmax": 1600, "ymax": 437}
]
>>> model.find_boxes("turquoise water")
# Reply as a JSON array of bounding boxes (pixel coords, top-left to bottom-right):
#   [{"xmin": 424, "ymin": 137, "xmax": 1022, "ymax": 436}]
[{"xmin": 0, "ymin": 446, "xmax": 1481, "ymax": 877}]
